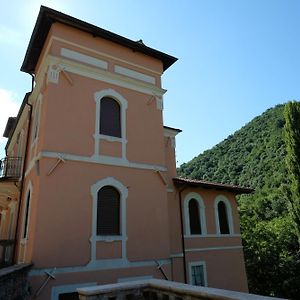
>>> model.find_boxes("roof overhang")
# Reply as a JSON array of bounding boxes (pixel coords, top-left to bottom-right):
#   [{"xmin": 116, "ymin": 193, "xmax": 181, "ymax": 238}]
[
  {"xmin": 173, "ymin": 177, "xmax": 254, "ymax": 195},
  {"xmin": 21, "ymin": 6, "xmax": 178, "ymax": 74},
  {"xmin": 163, "ymin": 126, "xmax": 182, "ymax": 137}
]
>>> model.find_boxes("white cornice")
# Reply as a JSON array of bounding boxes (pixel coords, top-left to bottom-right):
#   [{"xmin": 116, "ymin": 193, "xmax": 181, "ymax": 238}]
[{"xmin": 44, "ymin": 55, "xmax": 166, "ymax": 97}]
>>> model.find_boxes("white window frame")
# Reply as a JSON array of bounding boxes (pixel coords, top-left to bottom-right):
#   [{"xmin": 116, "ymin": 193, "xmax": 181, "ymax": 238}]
[
  {"xmin": 184, "ymin": 192, "xmax": 207, "ymax": 236},
  {"xmin": 188, "ymin": 261, "xmax": 208, "ymax": 287},
  {"xmin": 90, "ymin": 177, "xmax": 128, "ymax": 262},
  {"xmin": 94, "ymin": 89, "xmax": 128, "ymax": 160},
  {"xmin": 214, "ymin": 195, "xmax": 234, "ymax": 235}
]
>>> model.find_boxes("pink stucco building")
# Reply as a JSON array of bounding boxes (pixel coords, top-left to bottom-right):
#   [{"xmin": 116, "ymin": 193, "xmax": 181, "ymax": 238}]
[{"xmin": 0, "ymin": 6, "xmax": 252, "ymax": 300}]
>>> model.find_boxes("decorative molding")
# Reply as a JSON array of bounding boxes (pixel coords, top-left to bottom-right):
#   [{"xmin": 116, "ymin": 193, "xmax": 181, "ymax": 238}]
[
  {"xmin": 183, "ymin": 192, "xmax": 207, "ymax": 236},
  {"xmin": 90, "ymin": 177, "xmax": 128, "ymax": 263},
  {"xmin": 29, "ymin": 258, "xmax": 171, "ymax": 276},
  {"xmin": 47, "ymin": 36, "xmax": 161, "ymax": 75},
  {"xmin": 156, "ymin": 97, "xmax": 163, "ymax": 110},
  {"xmin": 170, "ymin": 253, "xmax": 184, "ymax": 258},
  {"xmin": 185, "ymin": 245, "xmax": 243, "ymax": 252},
  {"xmin": 214, "ymin": 195, "xmax": 234, "ymax": 235},
  {"xmin": 61, "ymin": 48, "xmax": 108, "ymax": 70},
  {"xmin": 114, "ymin": 65, "xmax": 156, "ymax": 85},
  {"xmin": 47, "ymin": 64, "xmax": 60, "ymax": 84},
  {"xmin": 39, "ymin": 151, "xmax": 167, "ymax": 172},
  {"xmin": 45, "ymin": 55, "xmax": 166, "ymax": 97},
  {"xmin": 184, "ymin": 233, "xmax": 241, "ymax": 238}
]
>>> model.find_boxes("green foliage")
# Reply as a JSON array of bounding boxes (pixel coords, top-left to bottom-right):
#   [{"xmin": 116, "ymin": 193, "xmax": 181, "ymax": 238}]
[
  {"xmin": 284, "ymin": 101, "xmax": 300, "ymax": 243},
  {"xmin": 178, "ymin": 103, "xmax": 300, "ymax": 298}
]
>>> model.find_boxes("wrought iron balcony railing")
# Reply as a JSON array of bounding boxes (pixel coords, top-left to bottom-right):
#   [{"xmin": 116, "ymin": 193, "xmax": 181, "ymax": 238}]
[{"xmin": 0, "ymin": 157, "xmax": 22, "ymax": 179}]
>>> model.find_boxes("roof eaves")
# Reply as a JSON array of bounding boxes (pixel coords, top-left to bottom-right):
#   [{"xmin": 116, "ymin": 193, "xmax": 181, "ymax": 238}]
[
  {"xmin": 21, "ymin": 6, "xmax": 178, "ymax": 74},
  {"xmin": 173, "ymin": 177, "xmax": 254, "ymax": 194}
]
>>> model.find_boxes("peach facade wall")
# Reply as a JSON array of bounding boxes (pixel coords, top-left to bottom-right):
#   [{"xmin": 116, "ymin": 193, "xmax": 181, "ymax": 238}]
[
  {"xmin": 42, "ymin": 77, "xmax": 165, "ymax": 166},
  {"xmin": 186, "ymin": 249, "xmax": 248, "ymax": 292},
  {"xmin": 48, "ymin": 23, "xmax": 164, "ymax": 80},
  {"xmin": 28, "ymin": 158, "xmax": 170, "ymax": 268}
]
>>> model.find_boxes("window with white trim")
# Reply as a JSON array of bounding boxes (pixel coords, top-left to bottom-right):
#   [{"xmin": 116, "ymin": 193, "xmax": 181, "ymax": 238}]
[
  {"xmin": 32, "ymin": 96, "xmax": 42, "ymax": 143},
  {"xmin": 214, "ymin": 195, "xmax": 234, "ymax": 235},
  {"xmin": 184, "ymin": 192, "xmax": 207, "ymax": 236},
  {"xmin": 94, "ymin": 89, "xmax": 128, "ymax": 158},
  {"xmin": 100, "ymin": 97, "xmax": 121, "ymax": 137},
  {"xmin": 97, "ymin": 185, "xmax": 120, "ymax": 236},
  {"xmin": 189, "ymin": 261, "xmax": 207, "ymax": 286},
  {"xmin": 22, "ymin": 188, "xmax": 31, "ymax": 240}
]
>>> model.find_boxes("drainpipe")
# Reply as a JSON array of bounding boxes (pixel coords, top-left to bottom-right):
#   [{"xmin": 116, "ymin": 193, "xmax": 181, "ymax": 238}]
[
  {"xmin": 178, "ymin": 185, "xmax": 188, "ymax": 284},
  {"xmin": 13, "ymin": 74, "xmax": 34, "ymax": 263}
]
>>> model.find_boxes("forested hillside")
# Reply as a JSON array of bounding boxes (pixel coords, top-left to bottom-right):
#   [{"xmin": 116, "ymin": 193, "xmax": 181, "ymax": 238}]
[{"xmin": 178, "ymin": 104, "xmax": 300, "ymax": 298}]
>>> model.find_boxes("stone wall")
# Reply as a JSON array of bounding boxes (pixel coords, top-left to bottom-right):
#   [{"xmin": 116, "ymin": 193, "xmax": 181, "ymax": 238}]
[{"xmin": 0, "ymin": 263, "xmax": 32, "ymax": 300}]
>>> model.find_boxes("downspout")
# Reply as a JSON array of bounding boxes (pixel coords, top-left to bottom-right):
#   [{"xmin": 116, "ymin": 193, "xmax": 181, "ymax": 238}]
[
  {"xmin": 178, "ymin": 185, "xmax": 188, "ymax": 284},
  {"xmin": 13, "ymin": 73, "xmax": 34, "ymax": 263}
]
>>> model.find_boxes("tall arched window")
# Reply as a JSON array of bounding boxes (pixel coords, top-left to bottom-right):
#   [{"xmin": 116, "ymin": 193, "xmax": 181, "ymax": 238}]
[
  {"xmin": 189, "ymin": 199, "xmax": 202, "ymax": 234},
  {"xmin": 217, "ymin": 201, "xmax": 229, "ymax": 234},
  {"xmin": 100, "ymin": 97, "xmax": 121, "ymax": 137},
  {"xmin": 184, "ymin": 192, "xmax": 206, "ymax": 236},
  {"xmin": 97, "ymin": 186, "xmax": 120, "ymax": 235},
  {"xmin": 214, "ymin": 196, "xmax": 234, "ymax": 235}
]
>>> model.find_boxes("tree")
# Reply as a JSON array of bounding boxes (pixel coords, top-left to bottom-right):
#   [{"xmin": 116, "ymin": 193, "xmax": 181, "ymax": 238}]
[{"xmin": 284, "ymin": 101, "xmax": 300, "ymax": 245}]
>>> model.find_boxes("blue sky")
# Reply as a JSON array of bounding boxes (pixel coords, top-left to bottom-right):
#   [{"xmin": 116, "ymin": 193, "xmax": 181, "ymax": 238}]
[{"xmin": 0, "ymin": 0, "xmax": 299, "ymax": 165}]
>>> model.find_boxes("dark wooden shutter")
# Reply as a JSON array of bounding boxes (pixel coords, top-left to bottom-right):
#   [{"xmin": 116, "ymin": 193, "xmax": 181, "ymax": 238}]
[
  {"xmin": 100, "ymin": 97, "xmax": 121, "ymax": 137},
  {"xmin": 189, "ymin": 198, "xmax": 202, "ymax": 234},
  {"xmin": 218, "ymin": 201, "xmax": 230, "ymax": 234},
  {"xmin": 97, "ymin": 186, "xmax": 120, "ymax": 235}
]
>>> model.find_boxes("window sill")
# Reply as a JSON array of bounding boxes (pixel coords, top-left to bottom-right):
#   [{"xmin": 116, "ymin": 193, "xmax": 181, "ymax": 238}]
[
  {"xmin": 184, "ymin": 233, "xmax": 240, "ymax": 238},
  {"xmin": 95, "ymin": 235, "xmax": 122, "ymax": 242}
]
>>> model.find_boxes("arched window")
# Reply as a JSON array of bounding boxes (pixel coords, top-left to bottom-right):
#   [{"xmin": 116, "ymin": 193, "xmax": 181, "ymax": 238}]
[
  {"xmin": 189, "ymin": 199, "xmax": 202, "ymax": 234},
  {"xmin": 218, "ymin": 201, "xmax": 230, "ymax": 234},
  {"xmin": 100, "ymin": 97, "xmax": 121, "ymax": 137},
  {"xmin": 214, "ymin": 196, "xmax": 234, "ymax": 235},
  {"xmin": 97, "ymin": 186, "xmax": 120, "ymax": 235},
  {"xmin": 184, "ymin": 192, "xmax": 206, "ymax": 236}
]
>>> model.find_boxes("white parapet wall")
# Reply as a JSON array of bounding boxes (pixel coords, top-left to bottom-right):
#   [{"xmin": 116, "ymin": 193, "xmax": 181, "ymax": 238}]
[{"xmin": 77, "ymin": 279, "xmax": 285, "ymax": 300}]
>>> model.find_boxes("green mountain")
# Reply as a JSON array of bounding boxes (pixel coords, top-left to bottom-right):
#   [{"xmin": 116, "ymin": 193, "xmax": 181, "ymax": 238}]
[{"xmin": 178, "ymin": 104, "xmax": 300, "ymax": 298}]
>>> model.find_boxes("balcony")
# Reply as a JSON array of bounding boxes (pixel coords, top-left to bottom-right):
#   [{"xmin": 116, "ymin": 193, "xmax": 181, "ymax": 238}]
[
  {"xmin": 0, "ymin": 157, "xmax": 22, "ymax": 180},
  {"xmin": 0, "ymin": 240, "xmax": 15, "ymax": 268},
  {"xmin": 77, "ymin": 279, "xmax": 284, "ymax": 300}
]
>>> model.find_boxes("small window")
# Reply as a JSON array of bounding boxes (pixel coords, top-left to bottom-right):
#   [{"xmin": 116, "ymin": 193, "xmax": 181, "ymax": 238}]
[
  {"xmin": 218, "ymin": 201, "xmax": 230, "ymax": 234},
  {"xmin": 22, "ymin": 191, "xmax": 31, "ymax": 239},
  {"xmin": 97, "ymin": 186, "xmax": 120, "ymax": 235},
  {"xmin": 189, "ymin": 199, "xmax": 202, "ymax": 234},
  {"xmin": 189, "ymin": 262, "xmax": 207, "ymax": 286},
  {"xmin": 100, "ymin": 97, "xmax": 121, "ymax": 137}
]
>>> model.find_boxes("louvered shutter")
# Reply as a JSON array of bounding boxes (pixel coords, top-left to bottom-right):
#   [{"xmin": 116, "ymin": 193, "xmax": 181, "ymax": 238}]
[
  {"xmin": 97, "ymin": 186, "xmax": 120, "ymax": 235},
  {"xmin": 100, "ymin": 97, "xmax": 121, "ymax": 137}
]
